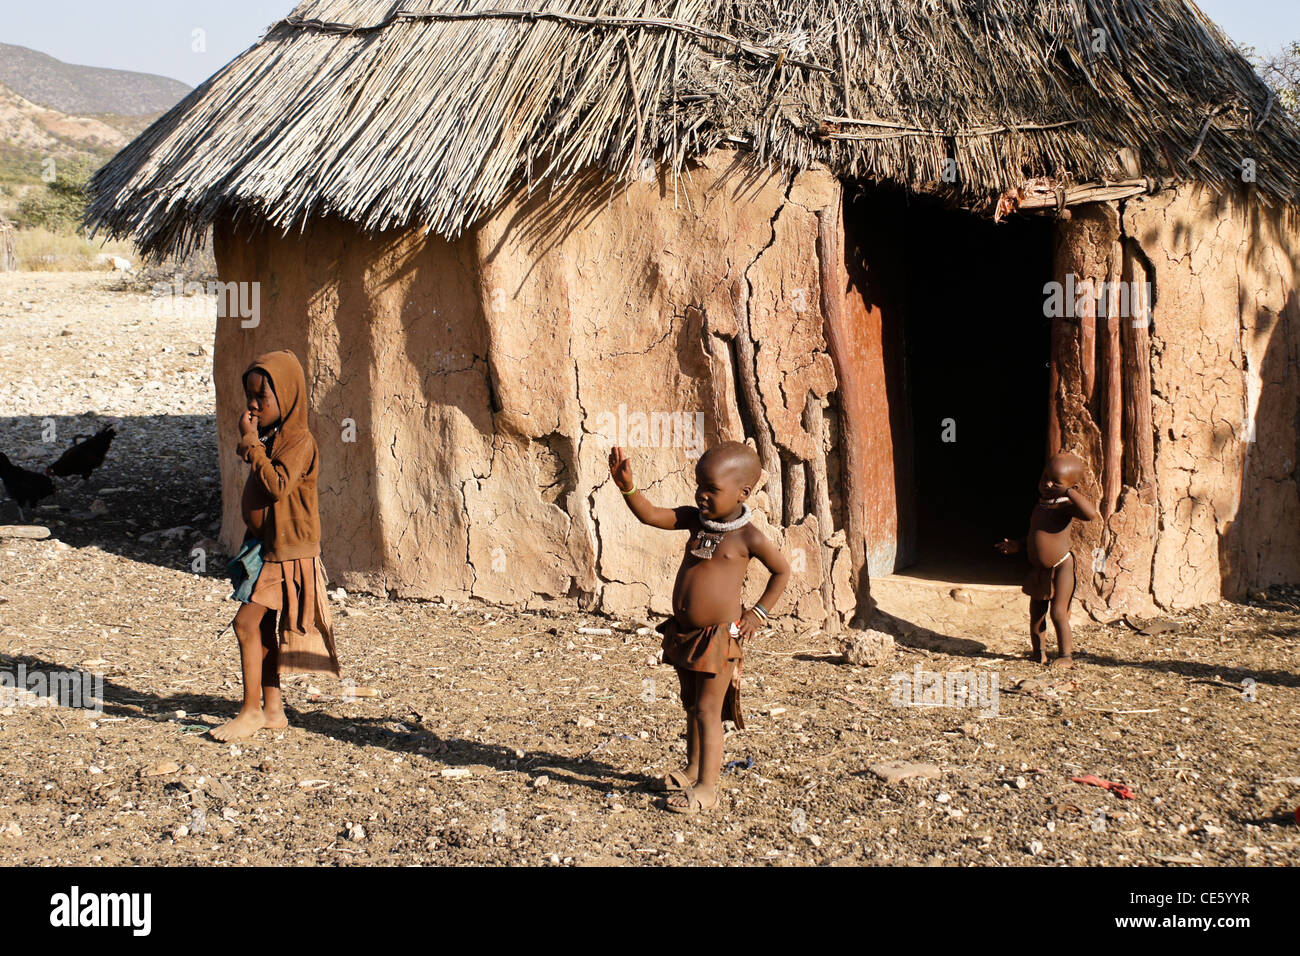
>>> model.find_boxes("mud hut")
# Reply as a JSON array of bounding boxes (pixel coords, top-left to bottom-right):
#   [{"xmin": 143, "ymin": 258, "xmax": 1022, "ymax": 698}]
[{"xmin": 87, "ymin": 0, "xmax": 1300, "ymax": 627}]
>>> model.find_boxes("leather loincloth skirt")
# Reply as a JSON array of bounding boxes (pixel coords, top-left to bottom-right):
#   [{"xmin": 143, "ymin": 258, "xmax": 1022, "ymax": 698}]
[
  {"xmin": 247, "ymin": 556, "xmax": 341, "ymax": 678},
  {"xmin": 657, "ymin": 618, "xmax": 745, "ymax": 729}
]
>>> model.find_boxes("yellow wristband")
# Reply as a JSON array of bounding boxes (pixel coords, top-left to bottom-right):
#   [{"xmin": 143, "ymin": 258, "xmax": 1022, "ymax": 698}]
[{"xmin": 621, "ymin": 485, "xmax": 637, "ymax": 496}]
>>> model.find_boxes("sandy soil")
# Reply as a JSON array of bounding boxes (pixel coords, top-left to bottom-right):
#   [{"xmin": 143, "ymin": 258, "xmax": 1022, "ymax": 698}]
[{"xmin": 0, "ymin": 272, "xmax": 1297, "ymax": 866}]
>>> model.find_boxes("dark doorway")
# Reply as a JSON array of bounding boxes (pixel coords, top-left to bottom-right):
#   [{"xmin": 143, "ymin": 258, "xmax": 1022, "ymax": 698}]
[{"xmin": 845, "ymin": 187, "xmax": 1052, "ymax": 583}]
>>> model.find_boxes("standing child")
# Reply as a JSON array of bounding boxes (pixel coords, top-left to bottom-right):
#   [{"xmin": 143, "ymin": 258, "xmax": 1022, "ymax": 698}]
[
  {"xmin": 996, "ymin": 452, "xmax": 1098, "ymax": 668},
  {"xmin": 214, "ymin": 349, "xmax": 339, "ymax": 741},
  {"xmin": 609, "ymin": 441, "xmax": 790, "ymax": 813}
]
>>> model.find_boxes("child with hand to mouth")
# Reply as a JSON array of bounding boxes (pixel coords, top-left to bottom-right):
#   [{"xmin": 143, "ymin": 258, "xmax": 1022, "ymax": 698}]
[
  {"xmin": 996, "ymin": 452, "xmax": 1098, "ymax": 668},
  {"xmin": 214, "ymin": 349, "xmax": 340, "ymax": 741}
]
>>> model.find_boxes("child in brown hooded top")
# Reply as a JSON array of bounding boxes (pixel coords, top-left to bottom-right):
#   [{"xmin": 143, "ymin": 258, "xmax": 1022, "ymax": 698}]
[{"xmin": 212, "ymin": 349, "xmax": 340, "ymax": 742}]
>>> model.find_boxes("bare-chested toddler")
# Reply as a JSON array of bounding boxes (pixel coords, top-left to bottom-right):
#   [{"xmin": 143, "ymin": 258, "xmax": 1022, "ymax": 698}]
[
  {"xmin": 996, "ymin": 452, "xmax": 1098, "ymax": 668},
  {"xmin": 609, "ymin": 442, "xmax": 790, "ymax": 813}
]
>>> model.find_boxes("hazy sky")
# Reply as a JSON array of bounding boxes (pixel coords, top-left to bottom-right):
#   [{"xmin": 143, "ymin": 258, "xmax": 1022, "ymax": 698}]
[{"xmin": 0, "ymin": 0, "xmax": 1296, "ymax": 87}]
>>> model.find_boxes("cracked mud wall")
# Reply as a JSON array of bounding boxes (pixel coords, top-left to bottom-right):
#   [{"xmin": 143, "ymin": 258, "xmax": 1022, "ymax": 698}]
[
  {"xmin": 1052, "ymin": 184, "xmax": 1300, "ymax": 617},
  {"xmin": 213, "ymin": 151, "xmax": 857, "ymax": 624},
  {"xmin": 1128, "ymin": 185, "xmax": 1300, "ymax": 606}
]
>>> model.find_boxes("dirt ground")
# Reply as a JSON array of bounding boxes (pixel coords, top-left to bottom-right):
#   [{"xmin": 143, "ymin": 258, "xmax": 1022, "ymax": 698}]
[{"xmin": 0, "ymin": 272, "xmax": 1298, "ymax": 866}]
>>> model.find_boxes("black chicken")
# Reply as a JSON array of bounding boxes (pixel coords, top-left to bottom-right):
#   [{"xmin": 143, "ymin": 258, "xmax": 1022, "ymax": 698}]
[
  {"xmin": 0, "ymin": 452, "xmax": 55, "ymax": 521},
  {"xmin": 46, "ymin": 425, "xmax": 116, "ymax": 481}
]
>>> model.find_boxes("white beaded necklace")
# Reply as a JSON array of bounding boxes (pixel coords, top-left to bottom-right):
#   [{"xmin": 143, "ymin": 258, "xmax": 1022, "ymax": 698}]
[
  {"xmin": 692, "ymin": 505, "xmax": 753, "ymax": 559},
  {"xmin": 698, "ymin": 504, "xmax": 753, "ymax": 532}
]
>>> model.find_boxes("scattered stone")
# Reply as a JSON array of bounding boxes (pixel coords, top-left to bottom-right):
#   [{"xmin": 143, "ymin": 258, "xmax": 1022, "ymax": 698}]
[
  {"xmin": 1123, "ymin": 614, "xmax": 1179, "ymax": 636},
  {"xmin": 575, "ymin": 715, "xmax": 595, "ymax": 728},
  {"xmin": 577, "ymin": 627, "xmax": 612, "ymax": 636},
  {"xmin": 1, "ymin": 822, "xmax": 20, "ymax": 839},
  {"xmin": 440, "ymin": 767, "xmax": 472, "ymax": 779},
  {"xmin": 0, "ymin": 525, "xmax": 50, "ymax": 540},
  {"xmin": 838, "ymin": 628, "xmax": 895, "ymax": 666},
  {"xmin": 1012, "ymin": 676, "xmax": 1078, "ymax": 698},
  {"xmin": 191, "ymin": 536, "xmax": 223, "ymax": 557},
  {"xmin": 145, "ymin": 760, "xmax": 180, "ymax": 777},
  {"xmin": 138, "ymin": 525, "xmax": 191, "ymax": 545},
  {"xmin": 870, "ymin": 761, "xmax": 941, "ymax": 785}
]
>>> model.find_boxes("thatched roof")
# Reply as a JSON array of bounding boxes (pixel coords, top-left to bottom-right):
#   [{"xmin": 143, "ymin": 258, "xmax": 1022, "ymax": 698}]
[{"xmin": 87, "ymin": 0, "xmax": 1300, "ymax": 258}]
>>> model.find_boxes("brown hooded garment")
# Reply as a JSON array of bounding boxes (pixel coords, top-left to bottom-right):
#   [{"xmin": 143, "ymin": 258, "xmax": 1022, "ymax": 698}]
[
  {"xmin": 238, "ymin": 349, "xmax": 339, "ymax": 677},
  {"xmin": 237, "ymin": 349, "xmax": 321, "ymax": 562}
]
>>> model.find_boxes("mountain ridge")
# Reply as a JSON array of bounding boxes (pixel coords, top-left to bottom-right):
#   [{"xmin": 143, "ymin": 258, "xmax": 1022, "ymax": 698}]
[{"xmin": 0, "ymin": 42, "xmax": 190, "ymax": 117}]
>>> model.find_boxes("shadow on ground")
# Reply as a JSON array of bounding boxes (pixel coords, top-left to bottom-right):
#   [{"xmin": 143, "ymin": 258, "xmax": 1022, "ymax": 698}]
[
  {"xmin": 0, "ymin": 413, "xmax": 220, "ymax": 569},
  {"xmin": 0, "ymin": 651, "xmax": 650, "ymax": 797}
]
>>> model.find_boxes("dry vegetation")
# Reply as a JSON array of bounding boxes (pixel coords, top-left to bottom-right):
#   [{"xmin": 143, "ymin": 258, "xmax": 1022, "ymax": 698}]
[{"xmin": 8, "ymin": 229, "xmax": 135, "ymax": 271}]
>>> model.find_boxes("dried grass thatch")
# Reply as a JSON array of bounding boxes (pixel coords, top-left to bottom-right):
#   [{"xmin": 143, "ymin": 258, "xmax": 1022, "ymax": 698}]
[{"xmin": 87, "ymin": 0, "xmax": 1300, "ymax": 258}]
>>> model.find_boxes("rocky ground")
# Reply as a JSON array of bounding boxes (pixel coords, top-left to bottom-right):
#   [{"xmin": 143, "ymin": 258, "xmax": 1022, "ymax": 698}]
[{"xmin": 0, "ymin": 272, "xmax": 1297, "ymax": 867}]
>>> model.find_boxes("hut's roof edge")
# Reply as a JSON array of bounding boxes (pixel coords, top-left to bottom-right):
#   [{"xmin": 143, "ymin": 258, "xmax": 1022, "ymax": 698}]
[{"xmin": 86, "ymin": 0, "xmax": 1300, "ymax": 258}]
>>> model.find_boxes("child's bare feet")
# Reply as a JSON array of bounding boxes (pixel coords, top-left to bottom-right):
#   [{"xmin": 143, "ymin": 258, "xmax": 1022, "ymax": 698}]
[
  {"xmin": 210, "ymin": 708, "xmax": 266, "ymax": 741},
  {"xmin": 1028, "ymin": 647, "xmax": 1050, "ymax": 665},
  {"xmin": 1050, "ymin": 655, "xmax": 1075, "ymax": 670},
  {"xmin": 665, "ymin": 784, "xmax": 719, "ymax": 814},
  {"xmin": 262, "ymin": 688, "xmax": 288, "ymax": 730}
]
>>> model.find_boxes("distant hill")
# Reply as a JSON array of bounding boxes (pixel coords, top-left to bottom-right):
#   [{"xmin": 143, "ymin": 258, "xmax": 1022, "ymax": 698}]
[
  {"xmin": 0, "ymin": 83, "xmax": 127, "ymax": 155},
  {"xmin": 0, "ymin": 43, "xmax": 190, "ymax": 116},
  {"xmin": 0, "ymin": 81, "xmax": 128, "ymax": 217}
]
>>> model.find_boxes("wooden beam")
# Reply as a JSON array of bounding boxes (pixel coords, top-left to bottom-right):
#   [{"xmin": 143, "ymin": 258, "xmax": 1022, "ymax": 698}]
[
  {"xmin": 1102, "ymin": 244, "xmax": 1124, "ymax": 516},
  {"xmin": 1079, "ymin": 277, "xmax": 1097, "ymax": 405},
  {"xmin": 783, "ymin": 455, "xmax": 806, "ymax": 526},
  {"xmin": 803, "ymin": 396, "xmax": 840, "ymax": 636},
  {"xmin": 1122, "ymin": 251, "xmax": 1156, "ymax": 492},
  {"xmin": 730, "ymin": 283, "xmax": 783, "ymax": 524},
  {"xmin": 815, "ymin": 190, "xmax": 872, "ymax": 622},
  {"xmin": 1048, "ymin": 316, "xmax": 1063, "ymax": 457},
  {"xmin": 1016, "ymin": 179, "xmax": 1154, "ymax": 212}
]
